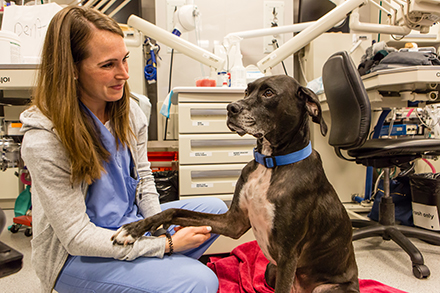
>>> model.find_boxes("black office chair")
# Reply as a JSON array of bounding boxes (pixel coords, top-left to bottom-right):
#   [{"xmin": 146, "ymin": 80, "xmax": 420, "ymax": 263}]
[
  {"xmin": 0, "ymin": 208, "xmax": 23, "ymax": 278},
  {"xmin": 322, "ymin": 51, "xmax": 440, "ymax": 279}
]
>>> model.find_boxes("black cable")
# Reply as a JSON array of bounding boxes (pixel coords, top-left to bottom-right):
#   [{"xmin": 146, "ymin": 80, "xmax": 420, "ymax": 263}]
[
  {"xmin": 272, "ymin": 39, "xmax": 288, "ymax": 75},
  {"xmin": 164, "ymin": 48, "xmax": 174, "ymax": 141}
]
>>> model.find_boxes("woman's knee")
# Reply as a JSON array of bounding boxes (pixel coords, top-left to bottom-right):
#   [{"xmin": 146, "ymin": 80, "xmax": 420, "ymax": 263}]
[
  {"xmin": 188, "ymin": 265, "xmax": 219, "ymax": 293},
  {"xmin": 193, "ymin": 197, "xmax": 228, "ymax": 214},
  {"xmin": 172, "ymin": 197, "xmax": 228, "ymax": 215}
]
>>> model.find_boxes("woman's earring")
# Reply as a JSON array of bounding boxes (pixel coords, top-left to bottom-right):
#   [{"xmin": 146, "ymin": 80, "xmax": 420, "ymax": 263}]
[{"xmin": 74, "ymin": 76, "xmax": 78, "ymax": 80}]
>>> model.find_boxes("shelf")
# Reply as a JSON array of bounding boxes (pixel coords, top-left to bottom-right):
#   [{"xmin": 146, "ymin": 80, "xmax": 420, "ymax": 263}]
[{"xmin": 147, "ymin": 140, "xmax": 178, "ymax": 150}]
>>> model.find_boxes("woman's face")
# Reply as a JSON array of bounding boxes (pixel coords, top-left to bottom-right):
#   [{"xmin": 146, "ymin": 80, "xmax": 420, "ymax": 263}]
[{"xmin": 77, "ymin": 27, "xmax": 129, "ymax": 113}]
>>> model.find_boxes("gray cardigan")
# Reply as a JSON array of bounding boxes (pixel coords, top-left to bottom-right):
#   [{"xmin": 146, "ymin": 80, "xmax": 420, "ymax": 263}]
[{"xmin": 20, "ymin": 100, "xmax": 164, "ymax": 292}]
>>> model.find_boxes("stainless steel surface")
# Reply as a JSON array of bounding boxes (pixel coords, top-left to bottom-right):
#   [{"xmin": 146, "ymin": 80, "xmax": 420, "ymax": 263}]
[{"xmin": 1, "ymin": 138, "xmax": 21, "ymax": 170}]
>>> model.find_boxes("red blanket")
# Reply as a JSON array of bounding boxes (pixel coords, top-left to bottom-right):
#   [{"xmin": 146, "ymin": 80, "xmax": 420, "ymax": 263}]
[{"xmin": 207, "ymin": 241, "xmax": 408, "ymax": 293}]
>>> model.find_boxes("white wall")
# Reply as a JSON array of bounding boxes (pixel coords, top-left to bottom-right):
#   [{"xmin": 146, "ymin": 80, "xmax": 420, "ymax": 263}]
[{"xmin": 154, "ymin": 0, "xmax": 294, "ymax": 139}]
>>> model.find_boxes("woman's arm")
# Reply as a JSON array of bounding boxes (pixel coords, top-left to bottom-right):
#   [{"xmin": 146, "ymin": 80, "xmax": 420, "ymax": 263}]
[
  {"xmin": 129, "ymin": 100, "xmax": 162, "ymax": 218},
  {"xmin": 22, "ymin": 128, "xmax": 166, "ymax": 260}
]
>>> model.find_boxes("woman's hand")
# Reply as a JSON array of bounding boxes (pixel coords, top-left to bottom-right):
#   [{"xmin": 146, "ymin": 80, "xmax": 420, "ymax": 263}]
[{"xmin": 165, "ymin": 226, "xmax": 212, "ymax": 254}]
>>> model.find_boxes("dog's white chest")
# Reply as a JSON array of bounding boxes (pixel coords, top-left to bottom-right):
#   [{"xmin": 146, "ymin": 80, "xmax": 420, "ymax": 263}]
[{"xmin": 239, "ymin": 164, "xmax": 276, "ymax": 264}]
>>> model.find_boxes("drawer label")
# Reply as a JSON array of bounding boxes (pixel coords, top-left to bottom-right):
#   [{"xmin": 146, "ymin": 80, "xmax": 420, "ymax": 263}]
[
  {"xmin": 229, "ymin": 151, "xmax": 252, "ymax": 157},
  {"xmin": 193, "ymin": 121, "xmax": 210, "ymax": 127},
  {"xmin": 192, "ymin": 183, "xmax": 214, "ymax": 188},
  {"xmin": 190, "ymin": 152, "xmax": 212, "ymax": 157}
]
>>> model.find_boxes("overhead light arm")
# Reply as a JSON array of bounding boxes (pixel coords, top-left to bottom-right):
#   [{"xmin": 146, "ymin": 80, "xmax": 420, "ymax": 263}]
[
  {"xmin": 256, "ymin": 0, "xmax": 440, "ymax": 74},
  {"xmin": 257, "ymin": 0, "xmax": 368, "ymax": 74},
  {"xmin": 127, "ymin": 15, "xmax": 225, "ymax": 79}
]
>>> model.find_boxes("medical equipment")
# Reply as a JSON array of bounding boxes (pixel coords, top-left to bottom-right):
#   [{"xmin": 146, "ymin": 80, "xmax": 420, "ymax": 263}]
[
  {"xmin": 0, "ymin": 63, "xmax": 35, "ymax": 171},
  {"xmin": 126, "ymin": 0, "xmax": 440, "ymax": 80},
  {"xmin": 144, "ymin": 38, "xmax": 159, "ymax": 84},
  {"xmin": 361, "ymin": 65, "xmax": 440, "ymax": 107},
  {"xmin": 171, "ymin": 3, "xmax": 199, "ymax": 36},
  {"xmin": 127, "ymin": 15, "xmax": 225, "ymax": 80},
  {"xmin": 257, "ymin": 0, "xmax": 440, "ymax": 74},
  {"xmin": 0, "ymin": 138, "xmax": 20, "ymax": 171}
]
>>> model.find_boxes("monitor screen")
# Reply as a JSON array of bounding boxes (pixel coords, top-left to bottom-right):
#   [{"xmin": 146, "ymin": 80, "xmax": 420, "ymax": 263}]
[
  {"xmin": 96, "ymin": 0, "xmax": 142, "ymax": 24},
  {"xmin": 298, "ymin": 0, "xmax": 349, "ymax": 33}
]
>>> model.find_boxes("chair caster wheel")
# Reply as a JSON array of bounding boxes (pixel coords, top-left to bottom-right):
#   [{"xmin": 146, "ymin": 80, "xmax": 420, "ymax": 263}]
[
  {"xmin": 10, "ymin": 224, "xmax": 20, "ymax": 233},
  {"xmin": 24, "ymin": 227, "xmax": 32, "ymax": 237},
  {"xmin": 413, "ymin": 264, "xmax": 430, "ymax": 279}
]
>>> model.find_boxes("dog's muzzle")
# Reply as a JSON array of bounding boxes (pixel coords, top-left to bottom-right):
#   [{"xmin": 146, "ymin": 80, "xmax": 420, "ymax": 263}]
[
  {"xmin": 227, "ymin": 102, "xmax": 242, "ymax": 115},
  {"xmin": 226, "ymin": 102, "xmax": 247, "ymax": 135}
]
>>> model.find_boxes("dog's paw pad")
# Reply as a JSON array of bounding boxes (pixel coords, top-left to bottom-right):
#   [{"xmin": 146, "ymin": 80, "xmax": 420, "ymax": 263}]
[{"xmin": 111, "ymin": 227, "xmax": 136, "ymax": 246}]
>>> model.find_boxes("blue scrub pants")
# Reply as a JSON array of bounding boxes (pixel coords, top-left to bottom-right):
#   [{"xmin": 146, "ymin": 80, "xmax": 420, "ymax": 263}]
[{"xmin": 54, "ymin": 197, "xmax": 228, "ymax": 293}]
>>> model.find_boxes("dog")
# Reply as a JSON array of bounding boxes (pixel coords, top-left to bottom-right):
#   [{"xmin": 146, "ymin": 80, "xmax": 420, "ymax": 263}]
[{"xmin": 112, "ymin": 75, "xmax": 359, "ymax": 293}]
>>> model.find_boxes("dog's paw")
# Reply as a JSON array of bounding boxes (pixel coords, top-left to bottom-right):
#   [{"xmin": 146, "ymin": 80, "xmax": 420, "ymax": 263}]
[{"xmin": 111, "ymin": 227, "xmax": 137, "ymax": 246}]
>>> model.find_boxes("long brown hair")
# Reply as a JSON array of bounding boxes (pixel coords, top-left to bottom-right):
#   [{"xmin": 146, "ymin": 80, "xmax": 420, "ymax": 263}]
[{"xmin": 33, "ymin": 6, "xmax": 132, "ymax": 185}]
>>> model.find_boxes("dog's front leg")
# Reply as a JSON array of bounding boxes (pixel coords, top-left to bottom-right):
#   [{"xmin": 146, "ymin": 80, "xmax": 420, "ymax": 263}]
[
  {"xmin": 112, "ymin": 205, "xmax": 251, "ymax": 245},
  {"xmin": 152, "ymin": 178, "xmax": 252, "ymax": 239},
  {"xmin": 159, "ymin": 203, "xmax": 251, "ymax": 239},
  {"xmin": 112, "ymin": 175, "xmax": 251, "ymax": 245},
  {"xmin": 111, "ymin": 211, "xmax": 172, "ymax": 245}
]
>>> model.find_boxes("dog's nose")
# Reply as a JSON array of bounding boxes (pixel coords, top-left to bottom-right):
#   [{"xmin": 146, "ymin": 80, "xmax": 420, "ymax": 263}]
[{"xmin": 227, "ymin": 102, "xmax": 242, "ymax": 114}]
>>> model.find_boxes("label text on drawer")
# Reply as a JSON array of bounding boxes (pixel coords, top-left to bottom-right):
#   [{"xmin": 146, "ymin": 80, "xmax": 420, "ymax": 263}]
[
  {"xmin": 192, "ymin": 183, "xmax": 214, "ymax": 188},
  {"xmin": 229, "ymin": 150, "xmax": 252, "ymax": 157},
  {"xmin": 190, "ymin": 152, "xmax": 212, "ymax": 157},
  {"xmin": 192, "ymin": 121, "xmax": 210, "ymax": 127}
]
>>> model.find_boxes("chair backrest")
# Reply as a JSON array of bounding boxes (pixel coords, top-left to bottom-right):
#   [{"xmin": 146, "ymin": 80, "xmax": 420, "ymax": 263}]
[{"xmin": 322, "ymin": 51, "xmax": 371, "ymax": 158}]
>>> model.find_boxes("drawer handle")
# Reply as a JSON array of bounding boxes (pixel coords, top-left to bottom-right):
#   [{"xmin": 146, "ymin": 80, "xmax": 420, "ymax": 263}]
[
  {"xmin": 190, "ymin": 109, "xmax": 228, "ymax": 116},
  {"xmin": 191, "ymin": 139, "xmax": 256, "ymax": 147},
  {"xmin": 191, "ymin": 169, "xmax": 242, "ymax": 178}
]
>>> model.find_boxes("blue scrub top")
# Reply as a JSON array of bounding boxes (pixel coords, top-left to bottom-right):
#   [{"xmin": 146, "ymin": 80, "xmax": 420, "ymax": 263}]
[{"xmin": 82, "ymin": 106, "xmax": 143, "ymax": 229}]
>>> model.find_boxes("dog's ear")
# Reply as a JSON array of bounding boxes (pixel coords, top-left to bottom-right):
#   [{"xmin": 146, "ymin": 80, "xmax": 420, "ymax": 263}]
[{"xmin": 297, "ymin": 86, "xmax": 328, "ymax": 136}]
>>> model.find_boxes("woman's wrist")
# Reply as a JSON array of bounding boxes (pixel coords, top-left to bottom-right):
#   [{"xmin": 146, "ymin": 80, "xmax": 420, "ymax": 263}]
[
  {"xmin": 165, "ymin": 232, "xmax": 173, "ymax": 256},
  {"xmin": 152, "ymin": 228, "xmax": 173, "ymax": 256}
]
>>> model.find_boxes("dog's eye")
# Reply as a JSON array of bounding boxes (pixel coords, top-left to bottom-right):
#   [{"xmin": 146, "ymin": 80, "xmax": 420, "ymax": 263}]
[{"xmin": 263, "ymin": 89, "xmax": 275, "ymax": 98}]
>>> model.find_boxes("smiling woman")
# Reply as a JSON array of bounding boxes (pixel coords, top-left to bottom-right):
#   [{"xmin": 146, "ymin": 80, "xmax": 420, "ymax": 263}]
[
  {"xmin": 33, "ymin": 6, "xmax": 132, "ymax": 186},
  {"xmin": 76, "ymin": 27, "xmax": 130, "ymax": 123},
  {"xmin": 18, "ymin": 6, "xmax": 228, "ymax": 293}
]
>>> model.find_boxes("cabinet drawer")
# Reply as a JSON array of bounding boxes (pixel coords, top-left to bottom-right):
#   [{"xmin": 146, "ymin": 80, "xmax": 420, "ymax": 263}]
[
  {"xmin": 180, "ymin": 194, "xmax": 234, "ymax": 202},
  {"xmin": 179, "ymin": 164, "xmax": 246, "ymax": 196},
  {"xmin": 177, "ymin": 91, "xmax": 244, "ymax": 103},
  {"xmin": 179, "ymin": 133, "xmax": 256, "ymax": 164},
  {"xmin": 178, "ymin": 103, "xmax": 230, "ymax": 133}
]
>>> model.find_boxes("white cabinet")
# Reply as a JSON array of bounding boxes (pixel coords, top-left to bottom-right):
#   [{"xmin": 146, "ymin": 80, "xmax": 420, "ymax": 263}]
[
  {"xmin": 174, "ymin": 87, "xmax": 257, "ymax": 254},
  {"xmin": 178, "ymin": 103, "xmax": 230, "ymax": 133},
  {"xmin": 175, "ymin": 87, "xmax": 255, "ymax": 201},
  {"xmin": 179, "ymin": 163, "xmax": 246, "ymax": 196},
  {"xmin": 179, "ymin": 134, "xmax": 255, "ymax": 165}
]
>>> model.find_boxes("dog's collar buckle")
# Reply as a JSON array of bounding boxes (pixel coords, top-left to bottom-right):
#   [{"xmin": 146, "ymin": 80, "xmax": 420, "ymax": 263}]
[
  {"xmin": 254, "ymin": 141, "xmax": 312, "ymax": 168},
  {"xmin": 263, "ymin": 155, "xmax": 276, "ymax": 168}
]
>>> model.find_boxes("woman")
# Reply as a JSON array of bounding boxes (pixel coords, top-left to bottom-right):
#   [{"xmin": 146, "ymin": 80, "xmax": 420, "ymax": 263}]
[{"xmin": 20, "ymin": 6, "xmax": 227, "ymax": 293}]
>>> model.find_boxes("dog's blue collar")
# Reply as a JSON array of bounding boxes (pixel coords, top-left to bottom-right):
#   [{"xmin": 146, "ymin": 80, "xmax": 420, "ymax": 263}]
[{"xmin": 253, "ymin": 141, "xmax": 312, "ymax": 168}]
